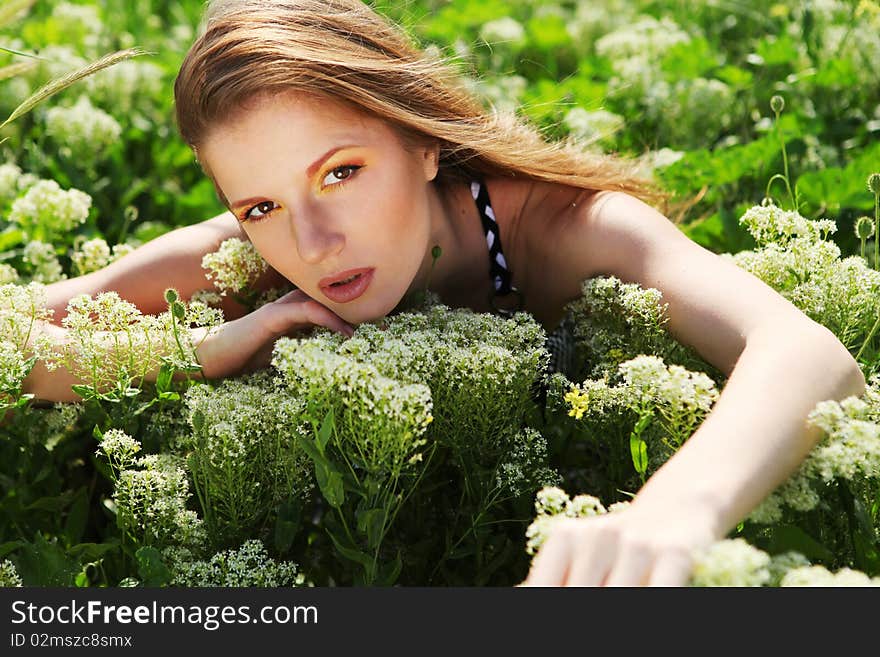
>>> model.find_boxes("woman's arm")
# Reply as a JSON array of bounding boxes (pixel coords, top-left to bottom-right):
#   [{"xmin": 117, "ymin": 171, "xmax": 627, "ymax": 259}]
[
  {"xmin": 23, "ymin": 288, "xmax": 355, "ymax": 403},
  {"xmin": 44, "ymin": 212, "xmax": 288, "ymax": 323},
  {"xmin": 522, "ymin": 191, "xmax": 866, "ymax": 586}
]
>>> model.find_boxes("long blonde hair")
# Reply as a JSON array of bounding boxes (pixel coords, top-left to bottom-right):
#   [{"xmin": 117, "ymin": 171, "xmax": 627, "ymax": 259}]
[{"xmin": 175, "ymin": 0, "xmax": 660, "ymax": 201}]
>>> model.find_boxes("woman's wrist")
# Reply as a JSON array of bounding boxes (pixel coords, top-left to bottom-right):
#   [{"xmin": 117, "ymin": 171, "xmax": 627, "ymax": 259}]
[{"xmin": 629, "ymin": 480, "xmax": 728, "ymax": 540}]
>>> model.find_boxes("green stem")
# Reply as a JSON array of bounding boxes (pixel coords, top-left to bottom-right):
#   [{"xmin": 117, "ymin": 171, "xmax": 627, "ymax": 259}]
[
  {"xmin": 775, "ymin": 109, "xmax": 796, "ymax": 211},
  {"xmin": 855, "ymin": 312, "xmax": 880, "ymax": 363},
  {"xmin": 874, "ymin": 194, "xmax": 879, "ymax": 271}
]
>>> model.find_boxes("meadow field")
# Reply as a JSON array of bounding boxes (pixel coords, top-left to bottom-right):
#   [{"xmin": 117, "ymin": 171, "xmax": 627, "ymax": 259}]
[{"xmin": 1, "ymin": 0, "xmax": 878, "ymax": 587}]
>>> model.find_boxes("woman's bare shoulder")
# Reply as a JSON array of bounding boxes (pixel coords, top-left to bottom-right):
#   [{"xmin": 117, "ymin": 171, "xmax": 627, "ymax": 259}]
[{"xmin": 509, "ymin": 180, "xmax": 608, "ymax": 327}]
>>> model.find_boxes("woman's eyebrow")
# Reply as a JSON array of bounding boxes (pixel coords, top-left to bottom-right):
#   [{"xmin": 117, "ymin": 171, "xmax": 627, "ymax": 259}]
[
  {"xmin": 229, "ymin": 144, "xmax": 361, "ymax": 209},
  {"xmin": 305, "ymin": 144, "xmax": 360, "ymax": 178}
]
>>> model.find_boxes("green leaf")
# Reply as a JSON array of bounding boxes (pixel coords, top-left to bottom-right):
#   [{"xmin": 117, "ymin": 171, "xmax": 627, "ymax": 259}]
[
  {"xmin": 191, "ymin": 409, "xmax": 205, "ymax": 433},
  {"xmin": 316, "ymin": 409, "xmax": 334, "ymax": 454},
  {"xmin": 0, "ymin": 226, "xmax": 24, "ymax": 251},
  {"xmin": 356, "ymin": 508, "xmax": 387, "ymax": 550},
  {"xmin": 629, "ymin": 435, "xmax": 648, "ymax": 476},
  {"xmin": 135, "ymin": 546, "xmax": 171, "ymax": 587},
  {"xmin": 375, "ymin": 551, "xmax": 403, "ymax": 587},
  {"xmin": 156, "ymin": 363, "xmax": 174, "ymax": 394},
  {"xmin": 13, "ymin": 534, "xmax": 79, "ymax": 586},
  {"xmin": 63, "ymin": 487, "xmax": 90, "ymax": 546},
  {"xmin": 0, "ymin": 541, "xmax": 25, "ymax": 559},
  {"xmin": 315, "ymin": 462, "xmax": 345, "ymax": 508},
  {"xmin": 274, "ymin": 498, "xmax": 302, "ymax": 554},
  {"xmin": 767, "ymin": 525, "xmax": 834, "ymax": 563},
  {"xmin": 327, "ymin": 530, "xmax": 374, "ymax": 569},
  {"xmin": 71, "ymin": 384, "xmax": 97, "ymax": 400},
  {"xmin": 298, "ymin": 434, "xmax": 332, "ymax": 471}
]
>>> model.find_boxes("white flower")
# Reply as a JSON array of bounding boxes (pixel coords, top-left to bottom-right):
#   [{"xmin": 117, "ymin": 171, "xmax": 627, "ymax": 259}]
[
  {"xmin": 479, "ymin": 17, "xmax": 527, "ymax": 47},
  {"xmin": 9, "ymin": 180, "xmax": 92, "ymax": 239},
  {"xmin": 690, "ymin": 539, "xmax": 771, "ymax": 587},
  {"xmin": 201, "ymin": 238, "xmax": 268, "ymax": 295},
  {"xmin": 72, "ymin": 238, "xmax": 112, "ymax": 275},
  {"xmin": 564, "ymin": 108, "xmax": 624, "ymax": 147},
  {"xmin": 45, "ymin": 96, "xmax": 122, "ymax": 163}
]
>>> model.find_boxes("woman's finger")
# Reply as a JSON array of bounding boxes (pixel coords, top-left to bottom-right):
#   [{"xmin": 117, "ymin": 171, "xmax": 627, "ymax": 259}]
[
  {"xmin": 563, "ymin": 527, "xmax": 618, "ymax": 586},
  {"xmin": 647, "ymin": 550, "xmax": 693, "ymax": 587},
  {"xmin": 521, "ymin": 529, "xmax": 574, "ymax": 586},
  {"xmin": 601, "ymin": 541, "xmax": 653, "ymax": 587},
  {"xmin": 260, "ymin": 294, "xmax": 354, "ymax": 337}
]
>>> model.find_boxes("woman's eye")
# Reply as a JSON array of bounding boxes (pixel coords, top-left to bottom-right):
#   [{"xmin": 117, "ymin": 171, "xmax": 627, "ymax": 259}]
[
  {"xmin": 245, "ymin": 201, "xmax": 278, "ymax": 221},
  {"xmin": 322, "ymin": 165, "xmax": 361, "ymax": 188}
]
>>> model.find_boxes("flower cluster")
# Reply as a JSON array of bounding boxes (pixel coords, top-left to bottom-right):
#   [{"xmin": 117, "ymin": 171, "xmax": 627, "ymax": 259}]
[
  {"xmin": 595, "ymin": 15, "xmax": 690, "ymax": 62},
  {"xmin": 566, "ymin": 0, "xmax": 638, "ymax": 48},
  {"xmin": 689, "ymin": 538, "xmax": 772, "ymax": 586},
  {"xmin": 286, "ymin": 302, "xmax": 549, "ymax": 465},
  {"xmin": 618, "ymin": 355, "xmax": 719, "ymax": 415},
  {"xmin": 739, "ymin": 202, "xmax": 838, "ymax": 247},
  {"xmin": 0, "ymin": 283, "xmax": 52, "ymax": 348},
  {"xmin": 686, "ymin": 540, "xmax": 868, "ymax": 587},
  {"xmin": 524, "ymin": 486, "xmax": 630, "ymax": 556},
  {"xmin": 0, "ymin": 560, "xmax": 22, "ymax": 587},
  {"xmin": 560, "ymin": 354, "xmax": 719, "ymax": 482},
  {"xmin": 97, "ymin": 428, "xmax": 142, "ymax": 478},
  {"xmin": 71, "ymin": 237, "xmax": 131, "ymax": 275},
  {"xmin": 479, "ymin": 17, "xmax": 527, "ymax": 49},
  {"xmin": 182, "ymin": 373, "xmax": 313, "ymax": 541},
  {"xmin": 201, "ymin": 238, "xmax": 268, "ymax": 296},
  {"xmin": 0, "ymin": 264, "xmax": 18, "ymax": 285},
  {"xmin": 8, "ymin": 180, "xmax": 92, "ymax": 241},
  {"xmin": 725, "ymin": 205, "xmax": 880, "ymax": 352},
  {"xmin": 104, "ymin": 444, "xmax": 206, "ymax": 550},
  {"xmin": 167, "ymin": 540, "xmax": 307, "ymax": 587},
  {"xmin": 0, "ymin": 162, "xmax": 37, "ymax": 206},
  {"xmin": 495, "ymin": 428, "xmax": 560, "ymax": 496},
  {"xmin": 273, "ymin": 338, "xmax": 433, "ymax": 477},
  {"xmin": 748, "ymin": 387, "xmax": 880, "ymax": 524},
  {"xmin": 781, "ymin": 565, "xmax": 880, "ymax": 586},
  {"xmin": 47, "ymin": 291, "xmax": 220, "ymax": 398},
  {"xmin": 48, "ymin": 2, "xmax": 104, "ymax": 51},
  {"xmin": 563, "ymin": 107, "xmax": 625, "ymax": 149},
  {"xmin": 22, "ymin": 241, "xmax": 64, "ymax": 284},
  {"xmin": 85, "ymin": 60, "xmax": 164, "ymax": 114},
  {"xmin": 44, "ymin": 96, "xmax": 122, "ymax": 164},
  {"xmin": 644, "ymin": 77, "xmax": 735, "ymax": 147},
  {"xmin": 565, "ymin": 275, "xmax": 715, "ymax": 382}
]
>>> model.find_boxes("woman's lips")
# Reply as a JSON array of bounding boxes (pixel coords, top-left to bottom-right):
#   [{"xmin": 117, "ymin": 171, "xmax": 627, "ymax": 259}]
[{"xmin": 319, "ymin": 268, "xmax": 374, "ymax": 303}]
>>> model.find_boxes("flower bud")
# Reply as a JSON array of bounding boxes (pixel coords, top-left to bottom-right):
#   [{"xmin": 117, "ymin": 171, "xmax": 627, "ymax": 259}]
[
  {"xmin": 770, "ymin": 95, "xmax": 785, "ymax": 114},
  {"xmin": 164, "ymin": 288, "xmax": 179, "ymax": 304},
  {"xmin": 868, "ymin": 172, "xmax": 880, "ymax": 196},
  {"xmin": 855, "ymin": 216, "xmax": 875, "ymax": 240}
]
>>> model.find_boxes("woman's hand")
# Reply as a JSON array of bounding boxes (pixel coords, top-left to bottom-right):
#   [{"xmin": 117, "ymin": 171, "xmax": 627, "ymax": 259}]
[
  {"xmin": 520, "ymin": 499, "xmax": 720, "ymax": 587},
  {"xmin": 193, "ymin": 288, "xmax": 355, "ymax": 379}
]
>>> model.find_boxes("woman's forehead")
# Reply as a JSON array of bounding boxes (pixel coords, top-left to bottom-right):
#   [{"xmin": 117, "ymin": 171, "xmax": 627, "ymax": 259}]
[{"xmin": 204, "ymin": 90, "xmax": 395, "ymax": 147}]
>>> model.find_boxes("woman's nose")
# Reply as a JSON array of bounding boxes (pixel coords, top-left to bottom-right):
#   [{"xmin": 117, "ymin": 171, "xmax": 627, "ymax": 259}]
[{"xmin": 290, "ymin": 209, "xmax": 345, "ymax": 265}]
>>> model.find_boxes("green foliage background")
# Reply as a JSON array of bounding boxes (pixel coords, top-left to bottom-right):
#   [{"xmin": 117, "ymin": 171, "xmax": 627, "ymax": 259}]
[{"xmin": 1, "ymin": 0, "xmax": 879, "ymax": 586}]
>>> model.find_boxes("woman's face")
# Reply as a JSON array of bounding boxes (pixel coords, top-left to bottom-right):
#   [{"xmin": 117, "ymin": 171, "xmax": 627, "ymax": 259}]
[{"xmin": 199, "ymin": 92, "xmax": 440, "ymax": 325}]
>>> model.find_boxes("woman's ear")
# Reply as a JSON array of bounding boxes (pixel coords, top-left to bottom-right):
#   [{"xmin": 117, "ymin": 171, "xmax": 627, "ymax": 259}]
[{"xmin": 421, "ymin": 141, "xmax": 440, "ymax": 182}]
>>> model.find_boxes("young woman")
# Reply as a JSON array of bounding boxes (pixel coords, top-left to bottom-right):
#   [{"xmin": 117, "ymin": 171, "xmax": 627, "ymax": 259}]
[{"xmin": 26, "ymin": 0, "xmax": 865, "ymax": 586}]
